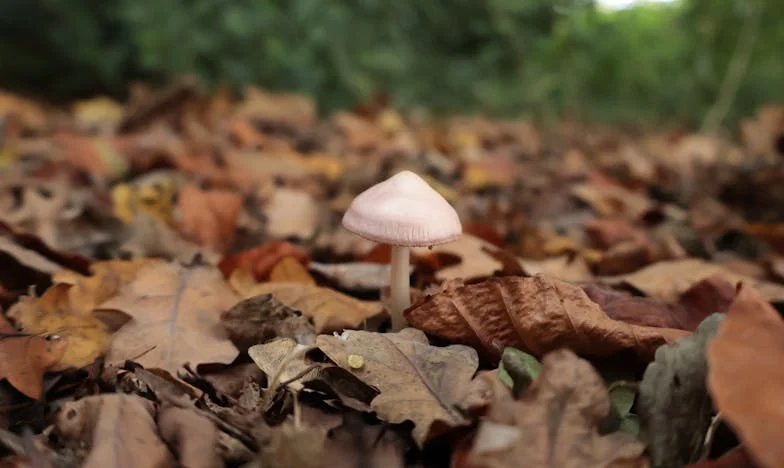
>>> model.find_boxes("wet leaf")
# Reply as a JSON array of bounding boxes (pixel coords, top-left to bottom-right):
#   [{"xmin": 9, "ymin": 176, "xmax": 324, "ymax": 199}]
[
  {"xmin": 467, "ymin": 349, "xmax": 647, "ymax": 468},
  {"xmin": 317, "ymin": 328, "xmax": 479, "ymax": 446},
  {"xmin": 638, "ymin": 313, "xmax": 724, "ymax": 468},
  {"xmin": 707, "ymin": 285, "xmax": 784, "ymax": 468},
  {"xmin": 405, "ymin": 274, "xmax": 689, "ymax": 362}
]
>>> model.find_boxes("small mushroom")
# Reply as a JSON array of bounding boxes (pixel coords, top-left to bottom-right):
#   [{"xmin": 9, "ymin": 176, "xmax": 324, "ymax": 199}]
[{"xmin": 342, "ymin": 171, "xmax": 462, "ymax": 331}]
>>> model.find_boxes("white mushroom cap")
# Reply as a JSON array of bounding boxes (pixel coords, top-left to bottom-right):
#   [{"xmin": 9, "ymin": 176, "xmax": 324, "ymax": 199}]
[{"xmin": 342, "ymin": 170, "xmax": 462, "ymax": 246}]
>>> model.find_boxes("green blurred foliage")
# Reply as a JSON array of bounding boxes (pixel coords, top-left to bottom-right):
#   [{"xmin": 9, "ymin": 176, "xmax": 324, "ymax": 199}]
[{"xmin": 0, "ymin": 0, "xmax": 781, "ymax": 126}]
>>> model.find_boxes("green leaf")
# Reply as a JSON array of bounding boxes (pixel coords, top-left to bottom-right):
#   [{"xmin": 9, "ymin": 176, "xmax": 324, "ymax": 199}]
[
  {"xmin": 638, "ymin": 313, "xmax": 724, "ymax": 468},
  {"xmin": 498, "ymin": 347, "xmax": 541, "ymax": 397}
]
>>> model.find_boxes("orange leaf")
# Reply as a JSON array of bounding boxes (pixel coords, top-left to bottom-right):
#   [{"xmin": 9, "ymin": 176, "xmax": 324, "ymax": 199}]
[
  {"xmin": 177, "ymin": 184, "xmax": 243, "ymax": 253},
  {"xmin": 707, "ymin": 284, "xmax": 784, "ymax": 468},
  {"xmin": 269, "ymin": 256, "xmax": 316, "ymax": 284},
  {"xmin": 219, "ymin": 242, "xmax": 309, "ymax": 281},
  {"xmin": 0, "ymin": 315, "xmax": 66, "ymax": 399},
  {"xmin": 405, "ymin": 275, "xmax": 689, "ymax": 362}
]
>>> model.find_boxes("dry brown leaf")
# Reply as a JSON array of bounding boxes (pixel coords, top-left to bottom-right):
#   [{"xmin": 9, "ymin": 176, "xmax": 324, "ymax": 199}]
[
  {"xmin": 157, "ymin": 405, "xmax": 221, "ymax": 468},
  {"xmin": 412, "ymin": 235, "xmax": 503, "ymax": 281},
  {"xmin": 177, "ymin": 184, "xmax": 243, "ymax": 253},
  {"xmin": 0, "ymin": 314, "xmax": 66, "ymax": 399},
  {"xmin": 601, "ymin": 258, "xmax": 784, "ymax": 303},
  {"xmin": 245, "ymin": 282, "xmax": 383, "ymax": 333},
  {"xmin": 317, "ymin": 328, "xmax": 479, "ymax": 446},
  {"xmin": 221, "ymin": 294, "xmax": 315, "ymax": 351},
  {"xmin": 98, "ymin": 262, "xmax": 239, "ymax": 374},
  {"xmin": 264, "ymin": 188, "xmax": 319, "ymax": 240},
  {"xmin": 571, "ymin": 181, "xmax": 654, "ymax": 220},
  {"xmin": 55, "ymin": 394, "xmax": 175, "ymax": 468},
  {"xmin": 269, "ymin": 256, "xmax": 316, "ymax": 284},
  {"xmin": 8, "ymin": 284, "xmax": 131, "ymax": 370},
  {"xmin": 467, "ymin": 349, "xmax": 647, "ymax": 468},
  {"xmin": 405, "ymin": 274, "xmax": 690, "ymax": 362},
  {"xmin": 707, "ymin": 284, "xmax": 784, "ymax": 468}
]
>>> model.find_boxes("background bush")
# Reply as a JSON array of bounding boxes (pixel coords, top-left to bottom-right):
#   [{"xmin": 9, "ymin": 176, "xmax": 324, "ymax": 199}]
[{"xmin": 0, "ymin": 0, "xmax": 781, "ymax": 127}]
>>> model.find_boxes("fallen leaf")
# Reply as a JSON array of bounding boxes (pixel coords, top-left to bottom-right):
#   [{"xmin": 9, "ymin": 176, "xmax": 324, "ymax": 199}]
[
  {"xmin": 497, "ymin": 347, "xmax": 540, "ymax": 397},
  {"xmin": 317, "ymin": 328, "xmax": 479, "ymax": 446},
  {"xmin": 55, "ymin": 394, "xmax": 175, "ymax": 468},
  {"xmin": 707, "ymin": 284, "xmax": 784, "ymax": 468},
  {"xmin": 405, "ymin": 274, "xmax": 690, "ymax": 362},
  {"xmin": 601, "ymin": 258, "xmax": 784, "ymax": 303},
  {"xmin": 638, "ymin": 314, "xmax": 724, "ymax": 468},
  {"xmin": 249, "ymin": 338, "xmax": 316, "ymax": 392},
  {"xmin": 221, "ymin": 294, "xmax": 315, "ymax": 351},
  {"xmin": 411, "ymin": 235, "xmax": 503, "ymax": 281},
  {"xmin": 177, "ymin": 184, "xmax": 243, "ymax": 253},
  {"xmin": 585, "ymin": 217, "xmax": 649, "ymax": 250},
  {"xmin": 219, "ymin": 241, "xmax": 309, "ymax": 282},
  {"xmin": 98, "ymin": 262, "xmax": 240, "ymax": 374},
  {"xmin": 268, "ymin": 256, "xmax": 316, "ymax": 284},
  {"xmin": 467, "ymin": 349, "xmax": 647, "ymax": 468},
  {"xmin": 8, "ymin": 284, "xmax": 131, "ymax": 370},
  {"xmin": 157, "ymin": 405, "xmax": 221, "ymax": 468},
  {"xmin": 264, "ymin": 188, "xmax": 319, "ymax": 240},
  {"xmin": 571, "ymin": 181, "xmax": 654, "ymax": 220},
  {"xmin": 0, "ymin": 314, "xmax": 66, "ymax": 398},
  {"xmin": 246, "ymin": 282, "xmax": 383, "ymax": 333}
]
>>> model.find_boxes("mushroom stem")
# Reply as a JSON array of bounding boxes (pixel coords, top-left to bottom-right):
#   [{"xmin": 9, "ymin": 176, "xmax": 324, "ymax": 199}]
[{"xmin": 389, "ymin": 245, "xmax": 411, "ymax": 331}]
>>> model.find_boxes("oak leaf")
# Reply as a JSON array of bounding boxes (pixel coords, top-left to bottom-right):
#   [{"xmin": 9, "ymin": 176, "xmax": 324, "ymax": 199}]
[
  {"xmin": 405, "ymin": 274, "xmax": 689, "ymax": 362},
  {"xmin": 0, "ymin": 314, "xmax": 66, "ymax": 398},
  {"xmin": 317, "ymin": 328, "xmax": 479, "ymax": 446},
  {"xmin": 707, "ymin": 284, "xmax": 784, "ymax": 468},
  {"xmin": 467, "ymin": 349, "xmax": 647, "ymax": 468},
  {"xmin": 601, "ymin": 258, "xmax": 784, "ymax": 303},
  {"xmin": 98, "ymin": 262, "xmax": 240, "ymax": 374},
  {"xmin": 246, "ymin": 282, "xmax": 383, "ymax": 333}
]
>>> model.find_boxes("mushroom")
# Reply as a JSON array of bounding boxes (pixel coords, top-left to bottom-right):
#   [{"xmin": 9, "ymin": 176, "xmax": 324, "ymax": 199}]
[{"xmin": 342, "ymin": 170, "xmax": 462, "ymax": 331}]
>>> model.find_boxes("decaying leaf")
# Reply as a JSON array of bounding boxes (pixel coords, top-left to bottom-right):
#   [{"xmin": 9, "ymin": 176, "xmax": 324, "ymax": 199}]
[
  {"xmin": 246, "ymin": 282, "xmax": 383, "ymax": 333},
  {"xmin": 56, "ymin": 394, "xmax": 175, "ymax": 468},
  {"xmin": 707, "ymin": 285, "xmax": 784, "ymax": 468},
  {"xmin": 601, "ymin": 258, "xmax": 784, "ymax": 303},
  {"xmin": 0, "ymin": 314, "xmax": 66, "ymax": 399},
  {"xmin": 317, "ymin": 328, "xmax": 479, "ymax": 446},
  {"xmin": 8, "ymin": 284, "xmax": 131, "ymax": 370},
  {"xmin": 467, "ymin": 349, "xmax": 647, "ymax": 468},
  {"xmin": 221, "ymin": 294, "xmax": 315, "ymax": 351},
  {"xmin": 309, "ymin": 262, "xmax": 405, "ymax": 292},
  {"xmin": 249, "ymin": 338, "xmax": 316, "ymax": 392},
  {"xmin": 405, "ymin": 274, "xmax": 690, "ymax": 362},
  {"xmin": 98, "ymin": 262, "xmax": 240, "ymax": 374},
  {"xmin": 638, "ymin": 314, "xmax": 724, "ymax": 468}
]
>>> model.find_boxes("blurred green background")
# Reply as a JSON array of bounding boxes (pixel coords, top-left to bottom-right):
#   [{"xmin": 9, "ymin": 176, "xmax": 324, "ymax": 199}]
[{"xmin": 0, "ymin": 0, "xmax": 780, "ymax": 127}]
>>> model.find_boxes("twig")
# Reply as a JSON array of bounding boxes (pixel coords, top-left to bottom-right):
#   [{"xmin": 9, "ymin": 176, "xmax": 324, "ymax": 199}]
[
  {"xmin": 259, "ymin": 345, "xmax": 316, "ymax": 411},
  {"xmin": 700, "ymin": 412, "xmax": 723, "ymax": 460}
]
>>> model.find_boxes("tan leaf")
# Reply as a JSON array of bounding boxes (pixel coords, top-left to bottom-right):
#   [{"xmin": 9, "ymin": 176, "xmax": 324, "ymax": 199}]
[
  {"xmin": 99, "ymin": 262, "xmax": 239, "ymax": 374},
  {"xmin": 412, "ymin": 235, "xmax": 503, "ymax": 281},
  {"xmin": 248, "ymin": 338, "xmax": 315, "ymax": 391},
  {"xmin": 157, "ymin": 405, "xmax": 221, "ymax": 468},
  {"xmin": 405, "ymin": 275, "xmax": 689, "ymax": 362},
  {"xmin": 269, "ymin": 256, "xmax": 316, "ymax": 284},
  {"xmin": 707, "ymin": 284, "xmax": 784, "ymax": 468},
  {"xmin": 0, "ymin": 314, "xmax": 66, "ymax": 399},
  {"xmin": 8, "ymin": 284, "xmax": 131, "ymax": 370},
  {"xmin": 55, "ymin": 394, "xmax": 175, "ymax": 468},
  {"xmin": 601, "ymin": 258, "xmax": 784, "ymax": 303},
  {"xmin": 467, "ymin": 349, "xmax": 647, "ymax": 468},
  {"xmin": 317, "ymin": 328, "xmax": 479, "ymax": 446},
  {"xmin": 247, "ymin": 282, "xmax": 383, "ymax": 333}
]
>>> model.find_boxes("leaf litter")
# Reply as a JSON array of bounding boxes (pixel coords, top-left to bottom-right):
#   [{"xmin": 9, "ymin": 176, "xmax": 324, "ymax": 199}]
[{"xmin": 1, "ymin": 86, "xmax": 783, "ymax": 466}]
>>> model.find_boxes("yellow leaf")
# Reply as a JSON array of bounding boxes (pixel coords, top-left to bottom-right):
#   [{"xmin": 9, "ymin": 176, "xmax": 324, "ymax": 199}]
[
  {"xmin": 7, "ymin": 284, "xmax": 131, "ymax": 370},
  {"xmin": 72, "ymin": 96, "xmax": 124, "ymax": 128},
  {"xmin": 269, "ymin": 257, "xmax": 316, "ymax": 284},
  {"xmin": 246, "ymin": 282, "xmax": 383, "ymax": 333}
]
